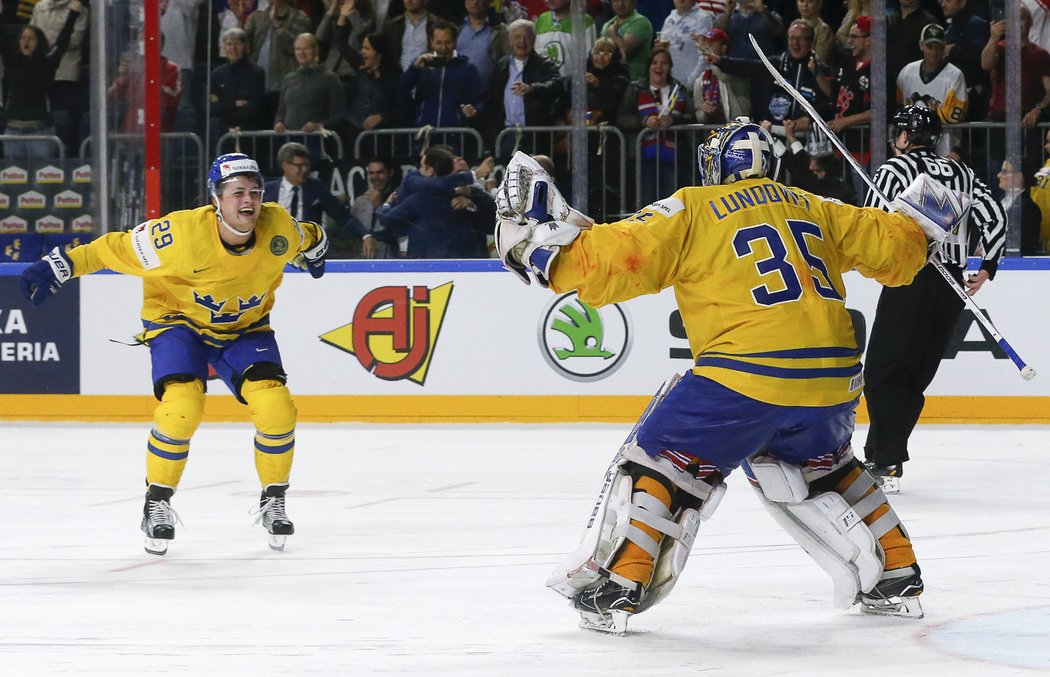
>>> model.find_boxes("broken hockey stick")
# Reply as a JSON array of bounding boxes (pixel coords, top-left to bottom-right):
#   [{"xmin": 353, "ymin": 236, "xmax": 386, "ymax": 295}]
[{"xmin": 749, "ymin": 35, "xmax": 1036, "ymax": 381}]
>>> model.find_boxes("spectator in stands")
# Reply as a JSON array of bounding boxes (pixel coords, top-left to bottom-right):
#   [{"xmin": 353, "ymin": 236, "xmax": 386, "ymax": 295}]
[
  {"xmin": 1, "ymin": 0, "xmax": 81, "ymax": 162},
  {"xmin": 896, "ymin": 23, "xmax": 967, "ymax": 156},
  {"xmin": 383, "ymin": 0, "xmax": 440, "ymax": 72},
  {"xmin": 712, "ymin": 20, "xmax": 830, "ymax": 139},
  {"xmin": 782, "ymin": 116, "xmax": 856, "ymax": 203},
  {"xmin": 941, "ymin": 0, "xmax": 988, "ymax": 119},
  {"xmin": 376, "ymin": 146, "xmax": 486, "ymax": 257},
  {"xmin": 535, "ymin": 0, "xmax": 596, "ymax": 78},
  {"xmin": 274, "ymin": 32, "xmax": 348, "ymax": 133},
  {"xmin": 457, "ymin": 0, "xmax": 510, "ymax": 95},
  {"xmin": 401, "ymin": 21, "xmax": 484, "ymax": 127},
  {"xmin": 245, "ymin": 0, "xmax": 314, "ymax": 122},
  {"xmin": 1032, "ymin": 128, "xmax": 1050, "ymax": 251},
  {"xmin": 108, "ymin": 32, "xmax": 182, "ymax": 133},
  {"xmin": 264, "ymin": 142, "xmax": 375, "ymax": 257},
  {"xmin": 486, "ymin": 19, "xmax": 564, "ymax": 155},
  {"xmin": 341, "ymin": 32, "xmax": 400, "ymax": 146},
  {"xmin": 1023, "ymin": 0, "xmax": 1050, "ymax": 54},
  {"xmin": 210, "ymin": 28, "xmax": 267, "ymax": 144},
  {"xmin": 656, "ymin": 0, "xmax": 715, "ymax": 91},
  {"xmin": 885, "ymin": 0, "xmax": 937, "ymax": 111},
  {"xmin": 796, "ymin": 0, "xmax": 835, "ymax": 67},
  {"xmin": 351, "ymin": 156, "xmax": 399, "ymax": 258},
  {"xmin": 161, "ymin": 0, "xmax": 204, "ymax": 130},
  {"xmin": 29, "ymin": 0, "xmax": 89, "ymax": 154},
  {"xmin": 217, "ymin": 0, "xmax": 261, "ymax": 54},
  {"xmin": 617, "ymin": 46, "xmax": 693, "ymax": 205},
  {"xmin": 983, "ymin": 5, "xmax": 1050, "ymax": 129},
  {"xmin": 997, "ymin": 158, "xmax": 1044, "ymax": 256},
  {"xmin": 715, "ymin": 0, "xmax": 783, "ymax": 61},
  {"xmin": 449, "ymin": 151, "xmax": 497, "ymax": 256},
  {"xmin": 693, "ymin": 27, "xmax": 750, "ymax": 123},
  {"xmin": 599, "ymin": 0, "xmax": 653, "ymax": 81},
  {"xmin": 585, "ymin": 36, "xmax": 630, "ymax": 125},
  {"xmin": 317, "ymin": 0, "xmax": 377, "ymax": 88},
  {"xmin": 834, "ymin": 0, "xmax": 869, "ymax": 46},
  {"xmin": 830, "ymin": 15, "xmax": 872, "ymax": 195}
]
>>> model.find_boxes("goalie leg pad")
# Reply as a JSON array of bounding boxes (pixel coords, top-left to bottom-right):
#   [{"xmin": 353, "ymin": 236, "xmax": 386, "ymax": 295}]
[{"xmin": 745, "ymin": 456, "xmax": 883, "ymax": 609}]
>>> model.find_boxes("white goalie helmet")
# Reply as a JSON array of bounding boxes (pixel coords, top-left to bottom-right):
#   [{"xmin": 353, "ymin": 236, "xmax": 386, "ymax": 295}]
[{"xmin": 696, "ymin": 117, "xmax": 781, "ymax": 187}]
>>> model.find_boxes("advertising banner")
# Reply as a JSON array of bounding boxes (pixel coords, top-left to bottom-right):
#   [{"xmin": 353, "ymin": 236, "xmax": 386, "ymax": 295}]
[{"xmin": 0, "ymin": 277, "xmax": 80, "ymax": 393}]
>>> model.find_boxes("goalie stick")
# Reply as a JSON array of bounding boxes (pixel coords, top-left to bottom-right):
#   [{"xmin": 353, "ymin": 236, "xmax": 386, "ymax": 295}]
[{"xmin": 748, "ymin": 35, "xmax": 1036, "ymax": 381}]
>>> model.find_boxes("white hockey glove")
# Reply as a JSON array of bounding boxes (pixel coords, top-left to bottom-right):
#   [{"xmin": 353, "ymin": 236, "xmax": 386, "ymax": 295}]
[
  {"xmin": 494, "ymin": 151, "xmax": 593, "ymax": 285},
  {"xmin": 889, "ymin": 173, "xmax": 971, "ymax": 244}
]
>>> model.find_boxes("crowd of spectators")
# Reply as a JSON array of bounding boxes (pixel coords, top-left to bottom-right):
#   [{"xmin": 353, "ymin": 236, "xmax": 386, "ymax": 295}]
[{"xmin": 1, "ymin": 0, "xmax": 1050, "ymax": 257}]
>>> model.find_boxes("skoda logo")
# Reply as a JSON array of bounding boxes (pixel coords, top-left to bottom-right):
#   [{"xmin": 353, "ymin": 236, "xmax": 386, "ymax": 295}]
[{"xmin": 538, "ymin": 292, "xmax": 632, "ymax": 382}]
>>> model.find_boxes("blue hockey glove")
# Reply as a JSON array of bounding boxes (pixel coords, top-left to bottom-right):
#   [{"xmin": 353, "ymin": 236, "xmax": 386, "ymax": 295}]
[
  {"xmin": 20, "ymin": 246, "xmax": 73, "ymax": 306},
  {"xmin": 293, "ymin": 226, "xmax": 328, "ymax": 278}
]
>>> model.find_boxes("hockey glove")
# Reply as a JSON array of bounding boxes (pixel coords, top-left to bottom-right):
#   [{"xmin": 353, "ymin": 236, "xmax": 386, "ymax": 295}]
[
  {"xmin": 292, "ymin": 226, "xmax": 328, "ymax": 278},
  {"xmin": 20, "ymin": 246, "xmax": 73, "ymax": 306},
  {"xmin": 520, "ymin": 219, "xmax": 582, "ymax": 288},
  {"xmin": 890, "ymin": 173, "xmax": 971, "ymax": 244}
]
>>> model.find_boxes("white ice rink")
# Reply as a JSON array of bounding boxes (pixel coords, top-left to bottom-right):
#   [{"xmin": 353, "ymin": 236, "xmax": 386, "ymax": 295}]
[{"xmin": 3, "ymin": 422, "xmax": 1049, "ymax": 676}]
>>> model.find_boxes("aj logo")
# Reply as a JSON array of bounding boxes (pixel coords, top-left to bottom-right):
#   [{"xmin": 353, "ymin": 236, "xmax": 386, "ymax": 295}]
[{"xmin": 320, "ymin": 283, "xmax": 453, "ymax": 385}]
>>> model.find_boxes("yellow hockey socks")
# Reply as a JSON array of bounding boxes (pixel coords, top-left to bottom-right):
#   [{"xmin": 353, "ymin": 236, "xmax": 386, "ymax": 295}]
[
  {"xmin": 610, "ymin": 475, "xmax": 675, "ymax": 587},
  {"xmin": 146, "ymin": 380, "xmax": 205, "ymax": 488}
]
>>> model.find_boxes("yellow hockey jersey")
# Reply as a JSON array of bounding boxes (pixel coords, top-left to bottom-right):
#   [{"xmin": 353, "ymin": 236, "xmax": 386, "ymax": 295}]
[
  {"xmin": 66, "ymin": 203, "xmax": 324, "ymax": 346},
  {"xmin": 549, "ymin": 179, "xmax": 929, "ymax": 407}
]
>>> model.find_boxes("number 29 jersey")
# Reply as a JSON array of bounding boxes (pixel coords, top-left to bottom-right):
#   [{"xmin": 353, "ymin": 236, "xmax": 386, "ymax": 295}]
[
  {"xmin": 64, "ymin": 203, "xmax": 324, "ymax": 347},
  {"xmin": 548, "ymin": 179, "xmax": 929, "ymax": 407}
]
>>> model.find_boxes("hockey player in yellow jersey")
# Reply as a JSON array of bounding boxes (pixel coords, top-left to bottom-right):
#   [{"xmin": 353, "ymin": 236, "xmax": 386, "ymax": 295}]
[
  {"xmin": 495, "ymin": 119, "xmax": 971, "ymax": 633},
  {"xmin": 20, "ymin": 153, "xmax": 329, "ymax": 555}
]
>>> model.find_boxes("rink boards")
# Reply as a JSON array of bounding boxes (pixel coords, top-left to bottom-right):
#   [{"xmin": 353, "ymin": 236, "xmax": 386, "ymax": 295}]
[{"xmin": 0, "ymin": 259, "xmax": 1047, "ymax": 423}]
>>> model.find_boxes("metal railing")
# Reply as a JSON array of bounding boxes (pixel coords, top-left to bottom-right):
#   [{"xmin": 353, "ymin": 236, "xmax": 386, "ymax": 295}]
[
  {"xmin": 0, "ymin": 134, "xmax": 67, "ymax": 166},
  {"xmin": 216, "ymin": 129, "xmax": 346, "ymax": 179},
  {"xmin": 354, "ymin": 127, "xmax": 485, "ymax": 165},
  {"xmin": 81, "ymin": 132, "xmax": 204, "ymax": 229}
]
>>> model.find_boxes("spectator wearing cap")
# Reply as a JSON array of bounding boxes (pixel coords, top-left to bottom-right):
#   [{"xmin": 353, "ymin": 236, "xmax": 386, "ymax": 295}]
[
  {"xmin": 941, "ymin": 0, "xmax": 989, "ymax": 120},
  {"xmin": 656, "ymin": 0, "xmax": 717, "ymax": 91},
  {"xmin": 896, "ymin": 23, "xmax": 967, "ymax": 156},
  {"xmin": 830, "ymin": 15, "xmax": 872, "ymax": 197},
  {"xmin": 885, "ymin": 0, "xmax": 937, "ymax": 110},
  {"xmin": 692, "ymin": 27, "xmax": 751, "ymax": 123}
]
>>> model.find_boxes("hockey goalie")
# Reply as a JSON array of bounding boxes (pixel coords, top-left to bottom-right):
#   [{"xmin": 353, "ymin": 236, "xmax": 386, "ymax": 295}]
[{"xmin": 493, "ymin": 119, "xmax": 971, "ymax": 634}]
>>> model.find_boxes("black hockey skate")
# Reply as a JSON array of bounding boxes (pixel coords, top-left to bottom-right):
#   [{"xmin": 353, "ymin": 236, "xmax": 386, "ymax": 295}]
[
  {"xmin": 573, "ymin": 579, "xmax": 643, "ymax": 635},
  {"xmin": 859, "ymin": 564, "xmax": 924, "ymax": 619},
  {"xmin": 252, "ymin": 484, "xmax": 294, "ymax": 551},
  {"xmin": 864, "ymin": 462, "xmax": 903, "ymax": 494},
  {"xmin": 141, "ymin": 484, "xmax": 180, "ymax": 556}
]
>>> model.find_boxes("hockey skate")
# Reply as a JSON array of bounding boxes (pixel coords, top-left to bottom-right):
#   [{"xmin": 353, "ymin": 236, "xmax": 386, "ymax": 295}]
[
  {"xmin": 573, "ymin": 579, "xmax": 643, "ymax": 635},
  {"xmin": 141, "ymin": 484, "xmax": 180, "ymax": 556},
  {"xmin": 251, "ymin": 484, "xmax": 294, "ymax": 551},
  {"xmin": 864, "ymin": 462, "xmax": 902, "ymax": 495},
  {"xmin": 858, "ymin": 564, "xmax": 924, "ymax": 619}
]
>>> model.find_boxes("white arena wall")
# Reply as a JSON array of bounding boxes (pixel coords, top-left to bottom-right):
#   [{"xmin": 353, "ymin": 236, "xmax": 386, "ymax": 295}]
[{"xmin": 1, "ymin": 259, "xmax": 1047, "ymax": 423}]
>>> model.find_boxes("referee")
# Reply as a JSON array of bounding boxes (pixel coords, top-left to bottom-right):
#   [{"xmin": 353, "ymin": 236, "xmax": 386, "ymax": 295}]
[{"xmin": 861, "ymin": 105, "xmax": 1007, "ymax": 493}]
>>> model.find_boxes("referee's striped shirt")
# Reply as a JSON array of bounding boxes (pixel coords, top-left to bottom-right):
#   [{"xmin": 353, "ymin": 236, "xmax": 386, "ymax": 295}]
[{"xmin": 864, "ymin": 149, "xmax": 1007, "ymax": 275}]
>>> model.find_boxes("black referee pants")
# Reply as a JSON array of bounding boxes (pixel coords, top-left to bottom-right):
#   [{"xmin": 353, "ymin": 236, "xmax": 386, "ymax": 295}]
[{"xmin": 862, "ymin": 263, "xmax": 965, "ymax": 467}]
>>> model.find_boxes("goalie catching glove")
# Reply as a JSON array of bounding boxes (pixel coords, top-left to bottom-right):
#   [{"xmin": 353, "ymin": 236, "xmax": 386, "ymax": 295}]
[
  {"xmin": 495, "ymin": 151, "xmax": 593, "ymax": 286},
  {"xmin": 20, "ymin": 246, "xmax": 73, "ymax": 306},
  {"xmin": 889, "ymin": 173, "xmax": 971, "ymax": 245}
]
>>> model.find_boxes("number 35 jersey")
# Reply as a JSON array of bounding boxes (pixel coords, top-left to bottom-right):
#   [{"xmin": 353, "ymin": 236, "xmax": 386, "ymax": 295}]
[
  {"xmin": 548, "ymin": 179, "xmax": 929, "ymax": 407},
  {"xmin": 64, "ymin": 203, "xmax": 325, "ymax": 347}
]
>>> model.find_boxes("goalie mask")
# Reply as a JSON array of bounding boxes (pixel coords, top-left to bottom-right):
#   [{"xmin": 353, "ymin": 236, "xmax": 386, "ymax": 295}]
[{"xmin": 697, "ymin": 118, "xmax": 780, "ymax": 187}]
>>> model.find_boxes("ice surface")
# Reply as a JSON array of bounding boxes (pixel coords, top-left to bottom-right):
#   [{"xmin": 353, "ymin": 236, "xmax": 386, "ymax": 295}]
[{"xmin": 2, "ymin": 422, "xmax": 1048, "ymax": 675}]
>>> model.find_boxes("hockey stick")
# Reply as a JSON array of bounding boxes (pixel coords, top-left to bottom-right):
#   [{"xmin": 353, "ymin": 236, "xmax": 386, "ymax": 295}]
[{"xmin": 749, "ymin": 35, "xmax": 1036, "ymax": 381}]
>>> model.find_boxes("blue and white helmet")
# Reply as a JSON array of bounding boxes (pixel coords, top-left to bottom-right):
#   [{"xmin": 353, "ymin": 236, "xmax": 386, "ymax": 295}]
[
  {"xmin": 696, "ymin": 117, "xmax": 780, "ymax": 187},
  {"xmin": 207, "ymin": 152, "xmax": 263, "ymax": 198}
]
